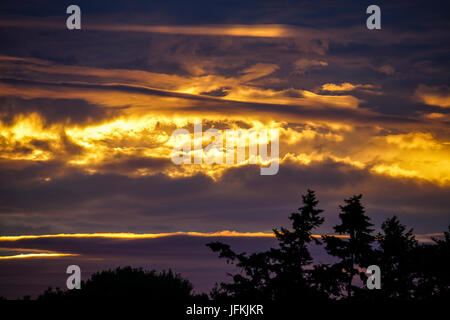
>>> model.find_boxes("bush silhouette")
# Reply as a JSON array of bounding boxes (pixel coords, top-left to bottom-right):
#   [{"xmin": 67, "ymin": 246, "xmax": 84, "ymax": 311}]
[{"xmin": 38, "ymin": 266, "xmax": 199, "ymax": 303}]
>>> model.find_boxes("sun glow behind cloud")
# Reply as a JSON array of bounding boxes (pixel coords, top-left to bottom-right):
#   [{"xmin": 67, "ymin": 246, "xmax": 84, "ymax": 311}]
[
  {"xmin": 0, "ymin": 231, "xmax": 350, "ymax": 262},
  {"xmin": 0, "ymin": 231, "xmax": 279, "ymax": 241},
  {"xmin": 1, "ymin": 110, "xmax": 449, "ymax": 184},
  {"xmin": 0, "ymin": 232, "xmax": 441, "ymax": 262},
  {"xmin": 0, "ymin": 253, "xmax": 78, "ymax": 260},
  {"xmin": 0, "ymin": 232, "xmax": 349, "ymax": 260},
  {"xmin": 0, "ymin": 27, "xmax": 449, "ymax": 187}
]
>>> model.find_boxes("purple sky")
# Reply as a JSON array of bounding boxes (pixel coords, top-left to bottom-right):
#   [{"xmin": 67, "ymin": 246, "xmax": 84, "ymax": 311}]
[{"xmin": 0, "ymin": 0, "xmax": 449, "ymax": 298}]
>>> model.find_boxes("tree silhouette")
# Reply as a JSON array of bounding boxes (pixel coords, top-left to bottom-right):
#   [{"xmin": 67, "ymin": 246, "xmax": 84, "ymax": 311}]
[
  {"xmin": 270, "ymin": 189, "xmax": 325, "ymax": 300},
  {"xmin": 6, "ymin": 190, "xmax": 449, "ymax": 306},
  {"xmin": 38, "ymin": 266, "xmax": 203, "ymax": 303},
  {"xmin": 413, "ymin": 226, "xmax": 450, "ymax": 300},
  {"xmin": 375, "ymin": 215, "xmax": 418, "ymax": 299},
  {"xmin": 430, "ymin": 226, "xmax": 450, "ymax": 298},
  {"xmin": 207, "ymin": 189, "xmax": 327, "ymax": 301},
  {"xmin": 323, "ymin": 194, "xmax": 374, "ymax": 298},
  {"xmin": 206, "ymin": 241, "xmax": 273, "ymax": 300}
]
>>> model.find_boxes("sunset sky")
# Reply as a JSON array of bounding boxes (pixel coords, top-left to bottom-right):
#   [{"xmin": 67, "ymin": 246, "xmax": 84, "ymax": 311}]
[{"xmin": 0, "ymin": 0, "xmax": 449, "ymax": 298}]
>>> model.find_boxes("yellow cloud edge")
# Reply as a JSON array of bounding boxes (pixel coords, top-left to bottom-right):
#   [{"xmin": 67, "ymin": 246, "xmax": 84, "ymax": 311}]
[
  {"xmin": 0, "ymin": 231, "xmax": 350, "ymax": 242},
  {"xmin": 0, "ymin": 253, "xmax": 79, "ymax": 260}
]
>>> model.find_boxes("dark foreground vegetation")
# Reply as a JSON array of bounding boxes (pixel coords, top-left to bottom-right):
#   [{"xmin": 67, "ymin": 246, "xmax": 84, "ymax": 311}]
[
  {"xmin": 206, "ymin": 190, "xmax": 449, "ymax": 303},
  {"xmin": 1, "ymin": 190, "xmax": 449, "ymax": 316}
]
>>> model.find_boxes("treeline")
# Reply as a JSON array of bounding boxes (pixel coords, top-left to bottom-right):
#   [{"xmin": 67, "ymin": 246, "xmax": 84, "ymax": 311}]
[
  {"xmin": 207, "ymin": 190, "xmax": 450, "ymax": 302},
  {"xmin": 4, "ymin": 189, "xmax": 449, "ymax": 307}
]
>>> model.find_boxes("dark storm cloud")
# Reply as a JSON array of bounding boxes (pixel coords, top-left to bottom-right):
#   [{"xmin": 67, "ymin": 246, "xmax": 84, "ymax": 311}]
[
  {"xmin": 0, "ymin": 76, "xmax": 432, "ymax": 131},
  {"xmin": 0, "ymin": 1, "xmax": 448, "ymax": 127},
  {"xmin": 0, "ymin": 164, "xmax": 211, "ymax": 214},
  {"xmin": 0, "ymin": 159, "xmax": 448, "ymax": 236},
  {"xmin": 0, "ymin": 97, "xmax": 115, "ymax": 126}
]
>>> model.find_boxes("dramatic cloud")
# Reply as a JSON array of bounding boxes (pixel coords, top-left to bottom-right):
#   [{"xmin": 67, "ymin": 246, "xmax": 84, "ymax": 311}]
[
  {"xmin": 0, "ymin": 0, "xmax": 449, "ymax": 299},
  {"xmin": 293, "ymin": 58, "xmax": 328, "ymax": 74},
  {"xmin": 320, "ymin": 83, "xmax": 375, "ymax": 92},
  {"xmin": 414, "ymin": 84, "xmax": 450, "ymax": 108}
]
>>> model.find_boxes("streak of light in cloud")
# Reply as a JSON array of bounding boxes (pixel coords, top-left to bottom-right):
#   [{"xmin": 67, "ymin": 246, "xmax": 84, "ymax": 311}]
[
  {"xmin": 0, "ymin": 231, "xmax": 351, "ymax": 241},
  {"xmin": 0, "ymin": 253, "xmax": 79, "ymax": 260}
]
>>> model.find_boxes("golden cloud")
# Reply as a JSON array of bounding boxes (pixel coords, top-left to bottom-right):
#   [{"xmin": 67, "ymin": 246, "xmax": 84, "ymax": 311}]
[
  {"xmin": 1, "ymin": 110, "xmax": 449, "ymax": 185},
  {"xmin": 0, "ymin": 56, "xmax": 449, "ymax": 185},
  {"xmin": 320, "ymin": 82, "xmax": 375, "ymax": 92},
  {"xmin": 415, "ymin": 84, "xmax": 450, "ymax": 108}
]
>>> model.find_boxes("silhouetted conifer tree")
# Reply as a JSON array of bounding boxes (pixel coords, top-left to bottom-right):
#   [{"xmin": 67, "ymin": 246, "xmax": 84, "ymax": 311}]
[
  {"xmin": 414, "ymin": 226, "xmax": 450, "ymax": 300},
  {"xmin": 207, "ymin": 189, "xmax": 326, "ymax": 301},
  {"xmin": 323, "ymin": 194, "xmax": 374, "ymax": 298},
  {"xmin": 375, "ymin": 215, "xmax": 418, "ymax": 299}
]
